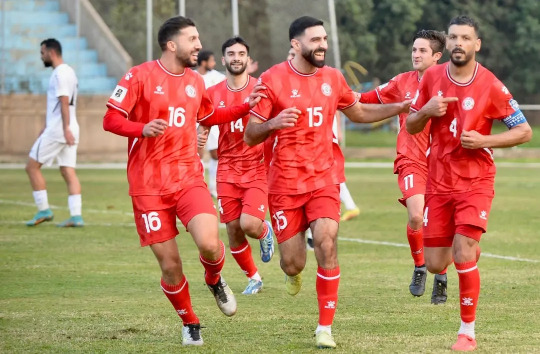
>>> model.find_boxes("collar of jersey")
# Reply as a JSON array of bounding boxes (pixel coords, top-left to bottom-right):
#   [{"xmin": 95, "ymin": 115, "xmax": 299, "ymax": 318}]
[
  {"xmin": 227, "ymin": 76, "xmax": 251, "ymax": 92},
  {"xmin": 445, "ymin": 62, "xmax": 479, "ymax": 87},
  {"xmin": 157, "ymin": 60, "xmax": 186, "ymax": 77},
  {"xmin": 288, "ymin": 60, "xmax": 318, "ymax": 77}
]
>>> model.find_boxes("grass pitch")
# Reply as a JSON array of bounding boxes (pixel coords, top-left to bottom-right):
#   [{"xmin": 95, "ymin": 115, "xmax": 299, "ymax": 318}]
[{"xmin": 1, "ymin": 166, "xmax": 539, "ymax": 353}]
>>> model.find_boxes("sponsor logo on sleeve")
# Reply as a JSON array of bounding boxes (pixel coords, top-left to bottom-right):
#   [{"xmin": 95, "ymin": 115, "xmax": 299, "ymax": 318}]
[
  {"xmin": 502, "ymin": 86, "xmax": 509, "ymax": 94},
  {"xmin": 124, "ymin": 72, "xmax": 133, "ymax": 81},
  {"xmin": 110, "ymin": 85, "xmax": 128, "ymax": 103}
]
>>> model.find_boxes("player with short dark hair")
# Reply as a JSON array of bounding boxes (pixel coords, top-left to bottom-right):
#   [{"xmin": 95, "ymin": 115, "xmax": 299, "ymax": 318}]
[
  {"xmin": 26, "ymin": 38, "xmax": 83, "ymax": 228},
  {"xmin": 199, "ymin": 36, "xmax": 274, "ymax": 295},
  {"xmin": 245, "ymin": 16, "xmax": 410, "ymax": 348},
  {"xmin": 102, "ymin": 16, "xmax": 264, "ymax": 346},
  {"xmin": 407, "ymin": 15, "xmax": 532, "ymax": 351},
  {"xmin": 359, "ymin": 29, "xmax": 448, "ymax": 303}
]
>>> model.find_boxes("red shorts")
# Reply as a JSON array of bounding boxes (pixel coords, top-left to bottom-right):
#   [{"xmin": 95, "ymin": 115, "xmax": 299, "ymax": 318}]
[
  {"xmin": 131, "ymin": 182, "xmax": 217, "ymax": 247},
  {"xmin": 423, "ymin": 189, "xmax": 494, "ymax": 247},
  {"xmin": 269, "ymin": 184, "xmax": 340, "ymax": 244},
  {"xmin": 217, "ymin": 181, "xmax": 268, "ymax": 224},
  {"xmin": 396, "ymin": 164, "xmax": 427, "ymax": 206}
]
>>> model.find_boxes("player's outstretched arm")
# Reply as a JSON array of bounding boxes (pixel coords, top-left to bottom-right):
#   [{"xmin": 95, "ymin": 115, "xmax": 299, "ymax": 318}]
[
  {"xmin": 244, "ymin": 107, "xmax": 301, "ymax": 146},
  {"xmin": 461, "ymin": 122, "xmax": 532, "ymax": 149},
  {"xmin": 342, "ymin": 100, "xmax": 410, "ymax": 124},
  {"xmin": 407, "ymin": 96, "xmax": 458, "ymax": 134}
]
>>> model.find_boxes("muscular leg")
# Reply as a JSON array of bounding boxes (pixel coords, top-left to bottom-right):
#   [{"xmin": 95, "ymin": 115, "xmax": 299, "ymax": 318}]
[
  {"xmin": 26, "ymin": 158, "xmax": 46, "ymax": 191},
  {"xmin": 311, "ymin": 218, "xmax": 339, "ymax": 269},
  {"xmin": 188, "ymin": 213, "xmax": 222, "ymax": 261},
  {"xmin": 239, "ymin": 213, "xmax": 265, "ymax": 239},
  {"xmin": 279, "ymin": 231, "xmax": 307, "ymax": 276},
  {"xmin": 59, "ymin": 166, "xmax": 81, "ymax": 195},
  {"xmin": 425, "ymin": 246, "xmax": 453, "ymax": 274}
]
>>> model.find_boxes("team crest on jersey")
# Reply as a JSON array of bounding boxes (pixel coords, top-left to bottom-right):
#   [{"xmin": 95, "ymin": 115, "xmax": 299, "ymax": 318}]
[
  {"xmin": 502, "ymin": 86, "xmax": 509, "ymax": 94},
  {"xmin": 509, "ymin": 99, "xmax": 519, "ymax": 111},
  {"xmin": 110, "ymin": 85, "xmax": 127, "ymax": 103},
  {"xmin": 290, "ymin": 89, "xmax": 301, "ymax": 98},
  {"xmin": 462, "ymin": 97, "xmax": 475, "ymax": 111},
  {"xmin": 154, "ymin": 85, "xmax": 164, "ymax": 95},
  {"xmin": 321, "ymin": 83, "xmax": 332, "ymax": 96},
  {"xmin": 185, "ymin": 85, "xmax": 196, "ymax": 98}
]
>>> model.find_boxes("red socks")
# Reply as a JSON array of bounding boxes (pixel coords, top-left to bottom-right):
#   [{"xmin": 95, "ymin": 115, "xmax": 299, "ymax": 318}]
[
  {"xmin": 200, "ymin": 240, "xmax": 225, "ymax": 285},
  {"xmin": 161, "ymin": 276, "xmax": 199, "ymax": 325},
  {"xmin": 257, "ymin": 221, "xmax": 269, "ymax": 240},
  {"xmin": 407, "ymin": 224, "xmax": 425, "ymax": 267},
  {"xmin": 230, "ymin": 240, "xmax": 258, "ymax": 278},
  {"xmin": 455, "ymin": 261, "xmax": 480, "ymax": 323},
  {"xmin": 316, "ymin": 266, "xmax": 340, "ymax": 326}
]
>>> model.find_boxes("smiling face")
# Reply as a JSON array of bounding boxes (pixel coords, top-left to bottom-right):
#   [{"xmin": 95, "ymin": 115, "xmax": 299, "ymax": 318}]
[
  {"xmin": 168, "ymin": 25, "xmax": 202, "ymax": 68},
  {"xmin": 411, "ymin": 38, "xmax": 440, "ymax": 72},
  {"xmin": 222, "ymin": 43, "xmax": 249, "ymax": 75},
  {"xmin": 293, "ymin": 25, "xmax": 328, "ymax": 68},
  {"xmin": 447, "ymin": 24, "xmax": 481, "ymax": 67}
]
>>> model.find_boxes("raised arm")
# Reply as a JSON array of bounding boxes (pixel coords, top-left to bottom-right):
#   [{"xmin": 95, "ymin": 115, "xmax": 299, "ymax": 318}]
[
  {"xmin": 406, "ymin": 96, "xmax": 458, "ymax": 134},
  {"xmin": 342, "ymin": 100, "xmax": 410, "ymax": 124}
]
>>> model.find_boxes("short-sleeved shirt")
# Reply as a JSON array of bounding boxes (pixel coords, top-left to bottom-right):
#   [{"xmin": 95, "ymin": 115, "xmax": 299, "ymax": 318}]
[
  {"xmin": 411, "ymin": 62, "xmax": 520, "ymax": 194},
  {"xmin": 107, "ymin": 60, "xmax": 214, "ymax": 196},
  {"xmin": 42, "ymin": 63, "xmax": 79, "ymax": 142},
  {"xmin": 207, "ymin": 76, "xmax": 266, "ymax": 184},
  {"xmin": 372, "ymin": 71, "xmax": 430, "ymax": 174},
  {"xmin": 250, "ymin": 61, "xmax": 357, "ymax": 194}
]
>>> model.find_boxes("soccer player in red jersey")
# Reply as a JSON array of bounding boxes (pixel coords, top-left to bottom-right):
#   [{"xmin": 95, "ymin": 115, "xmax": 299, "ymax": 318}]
[
  {"xmin": 200, "ymin": 36, "xmax": 275, "ymax": 295},
  {"xmin": 360, "ymin": 30, "xmax": 449, "ymax": 303},
  {"xmin": 102, "ymin": 16, "xmax": 264, "ymax": 346},
  {"xmin": 407, "ymin": 16, "xmax": 532, "ymax": 351},
  {"xmin": 245, "ymin": 16, "xmax": 410, "ymax": 348}
]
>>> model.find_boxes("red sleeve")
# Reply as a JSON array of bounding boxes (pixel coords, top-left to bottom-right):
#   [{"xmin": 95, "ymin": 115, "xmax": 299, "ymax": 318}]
[
  {"xmin": 106, "ymin": 67, "xmax": 140, "ymax": 116},
  {"xmin": 199, "ymin": 103, "xmax": 250, "ymax": 126},
  {"xmin": 375, "ymin": 76, "xmax": 402, "ymax": 103},
  {"xmin": 358, "ymin": 89, "xmax": 380, "ymax": 104},
  {"xmin": 485, "ymin": 79, "xmax": 517, "ymax": 120},
  {"xmin": 410, "ymin": 73, "xmax": 430, "ymax": 112},
  {"xmin": 250, "ymin": 73, "xmax": 274, "ymax": 121},
  {"xmin": 103, "ymin": 107, "xmax": 144, "ymax": 138},
  {"xmin": 196, "ymin": 87, "xmax": 215, "ymax": 122},
  {"xmin": 337, "ymin": 71, "xmax": 358, "ymax": 110}
]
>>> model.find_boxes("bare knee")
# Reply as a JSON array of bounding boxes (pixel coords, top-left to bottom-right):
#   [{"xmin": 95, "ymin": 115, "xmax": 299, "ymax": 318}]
[
  {"xmin": 409, "ymin": 214, "xmax": 423, "ymax": 230},
  {"xmin": 239, "ymin": 216, "xmax": 261, "ymax": 238},
  {"xmin": 160, "ymin": 257, "xmax": 182, "ymax": 280},
  {"xmin": 281, "ymin": 259, "xmax": 304, "ymax": 276}
]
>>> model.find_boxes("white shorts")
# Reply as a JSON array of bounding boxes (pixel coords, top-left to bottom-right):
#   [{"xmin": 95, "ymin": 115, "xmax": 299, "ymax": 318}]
[
  {"xmin": 206, "ymin": 126, "xmax": 219, "ymax": 151},
  {"xmin": 29, "ymin": 135, "xmax": 78, "ymax": 167}
]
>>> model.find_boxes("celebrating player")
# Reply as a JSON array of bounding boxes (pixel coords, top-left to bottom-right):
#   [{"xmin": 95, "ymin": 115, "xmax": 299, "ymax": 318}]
[
  {"xmin": 359, "ymin": 30, "xmax": 448, "ymax": 303},
  {"xmin": 102, "ymin": 16, "xmax": 264, "ymax": 346},
  {"xmin": 200, "ymin": 36, "xmax": 274, "ymax": 295},
  {"xmin": 245, "ymin": 16, "xmax": 410, "ymax": 348},
  {"xmin": 407, "ymin": 15, "xmax": 532, "ymax": 351}
]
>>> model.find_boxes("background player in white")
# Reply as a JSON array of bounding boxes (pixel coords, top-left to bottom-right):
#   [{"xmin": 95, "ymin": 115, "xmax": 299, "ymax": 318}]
[
  {"xmin": 197, "ymin": 50, "xmax": 226, "ymax": 198},
  {"xmin": 26, "ymin": 38, "xmax": 83, "ymax": 227}
]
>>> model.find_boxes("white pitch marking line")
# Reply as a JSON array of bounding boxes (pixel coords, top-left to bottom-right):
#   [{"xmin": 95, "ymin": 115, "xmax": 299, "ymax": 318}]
[
  {"xmin": 338, "ymin": 237, "xmax": 539, "ymax": 263},
  {"xmin": 0, "ymin": 199, "xmax": 133, "ymax": 216}
]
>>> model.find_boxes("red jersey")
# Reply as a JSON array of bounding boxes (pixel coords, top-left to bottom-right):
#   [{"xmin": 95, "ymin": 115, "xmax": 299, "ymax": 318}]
[
  {"xmin": 207, "ymin": 76, "xmax": 266, "ymax": 184},
  {"xmin": 411, "ymin": 62, "xmax": 518, "ymax": 194},
  {"xmin": 250, "ymin": 61, "xmax": 357, "ymax": 194},
  {"xmin": 361, "ymin": 70, "xmax": 430, "ymax": 174},
  {"xmin": 107, "ymin": 60, "xmax": 213, "ymax": 196}
]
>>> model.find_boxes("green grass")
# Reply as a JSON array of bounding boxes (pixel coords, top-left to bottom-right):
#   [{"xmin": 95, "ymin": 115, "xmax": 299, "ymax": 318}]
[
  {"xmin": 345, "ymin": 123, "xmax": 540, "ymax": 148},
  {"xmin": 1, "ymin": 167, "xmax": 539, "ymax": 353}
]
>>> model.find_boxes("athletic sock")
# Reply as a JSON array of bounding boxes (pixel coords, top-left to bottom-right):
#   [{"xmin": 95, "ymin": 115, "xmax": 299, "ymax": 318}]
[
  {"xmin": 316, "ymin": 324, "xmax": 332, "ymax": 335},
  {"xmin": 68, "ymin": 194, "xmax": 82, "ymax": 216},
  {"xmin": 160, "ymin": 276, "xmax": 199, "ymax": 325},
  {"xmin": 230, "ymin": 240, "xmax": 258, "ymax": 279},
  {"xmin": 439, "ymin": 267, "xmax": 448, "ymax": 275},
  {"xmin": 32, "ymin": 190, "xmax": 49, "ymax": 211},
  {"xmin": 256, "ymin": 220, "xmax": 269, "ymax": 240},
  {"xmin": 316, "ymin": 266, "xmax": 340, "ymax": 326},
  {"xmin": 339, "ymin": 182, "xmax": 357, "ymax": 210},
  {"xmin": 406, "ymin": 224, "xmax": 425, "ymax": 267},
  {"xmin": 458, "ymin": 320, "xmax": 476, "ymax": 339},
  {"xmin": 200, "ymin": 240, "xmax": 225, "ymax": 285},
  {"xmin": 455, "ymin": 261, "xmax": 480, "ymax": 327}
]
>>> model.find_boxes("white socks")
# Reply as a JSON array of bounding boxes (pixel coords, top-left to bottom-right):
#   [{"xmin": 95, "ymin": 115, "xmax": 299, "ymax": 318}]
[
  {"xmin": 68, "ymin": 194, "xmax": 82, "ymax": 216},
  {"xmin": 316, "ymin": 324, "xmax": 331, "ymax": 335},
  {"xmin": 458, "ymin": 320, "xmax": 475, "ymax": 339},
  {"xmin": 32, "ymin": 190, "xmax": 49, "ymax": 211},
  {"xmin": 339, "ymin": 182, "xmax": 357, "ymax": 210},
  {"xmin": 250, "ymin": 272, "xmax": 262, "ymax": 282}
]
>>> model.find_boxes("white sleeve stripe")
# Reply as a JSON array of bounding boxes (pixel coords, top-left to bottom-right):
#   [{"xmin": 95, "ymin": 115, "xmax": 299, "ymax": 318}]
[
  {"xmin": 338, "ymin": 97, "xmax": 359, "ymax": 111},
  {"xmin": 197, "ymin": 107, "xmax": 216, "ymax": 122},
  {"xmin": 249, "ymin": 110, "xmax": 268, "ymax": 121},
  {"xmin": 410, "ymin": 107, "xmax": 419, "ymax": 112},
  {"xmin": 106, "ymin": 102, "xmax": 129, "ymax": 117},
  {"xmin": 375, "ymin": 89, "xmax": 384, "ymax": 104}
]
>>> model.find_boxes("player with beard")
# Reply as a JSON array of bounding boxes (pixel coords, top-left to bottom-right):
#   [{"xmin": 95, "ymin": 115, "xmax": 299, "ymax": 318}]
[
  {"xmin": 407, "ymin": 15, "xmax": 532, "ymax": 351},
  {"xmin": 199, "ymin": 36, "xmax": 275, "ymax": 295},
  {"xmin": 359, "ymin": 30, "xmax": 448, "ymax": 303},
  {"xmin": 245, "ymin": 16, "xmax": 411, "ymax": 348},
  {"xmin": 102, "ymin": 16, "xmax": 265, "ymax": 346}
]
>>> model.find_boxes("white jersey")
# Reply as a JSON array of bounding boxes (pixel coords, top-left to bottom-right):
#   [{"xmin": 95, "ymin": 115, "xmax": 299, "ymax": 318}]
[
  {"xmin": 201, "ymin": 69, "xmax": 226, "ymax": 89},
  {"xmin": 42, "ymin": 63, "xmax": 79, "ymax": 143}
]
